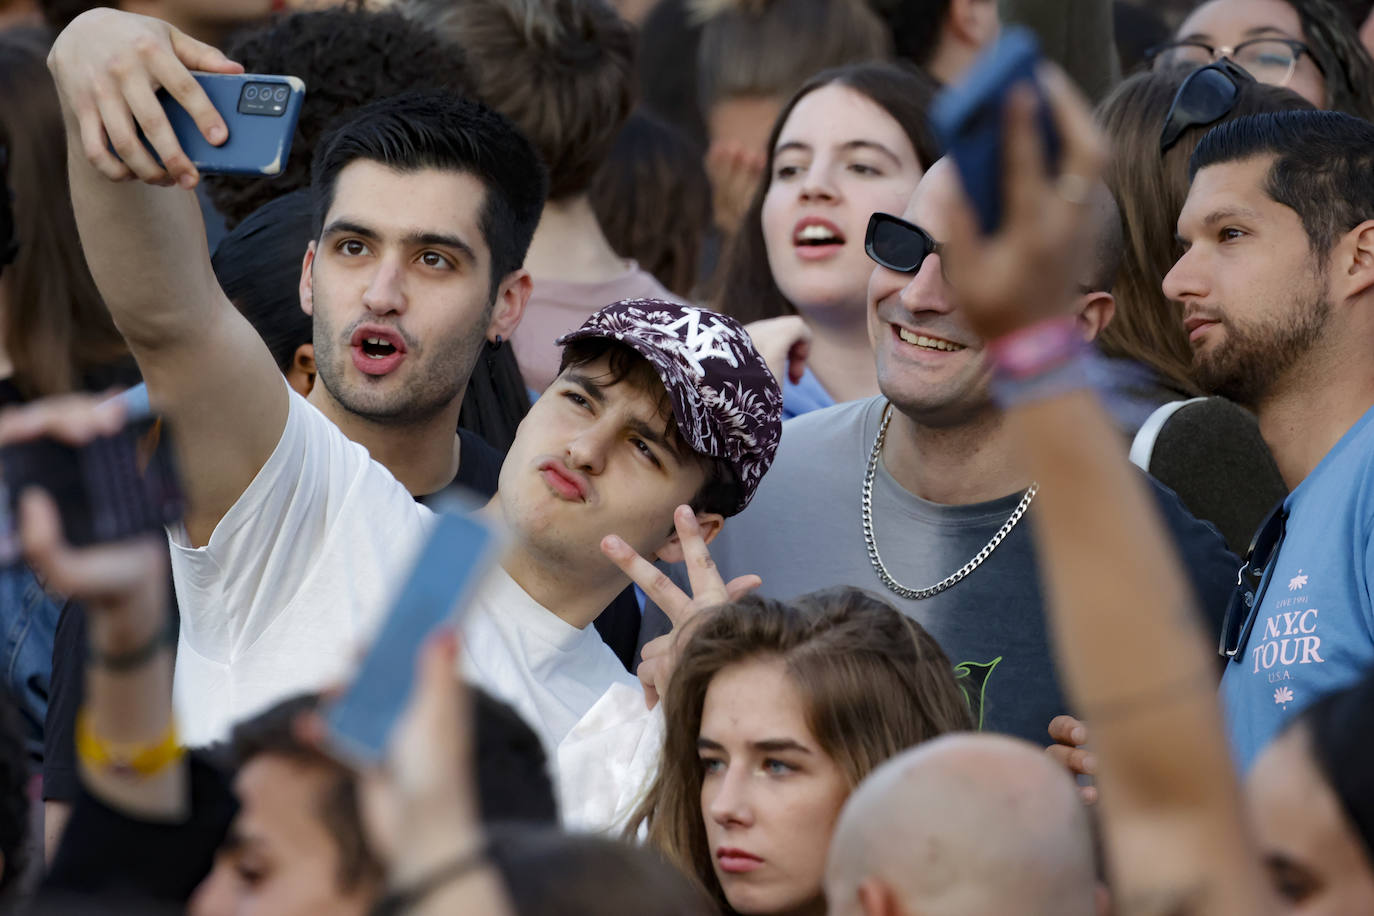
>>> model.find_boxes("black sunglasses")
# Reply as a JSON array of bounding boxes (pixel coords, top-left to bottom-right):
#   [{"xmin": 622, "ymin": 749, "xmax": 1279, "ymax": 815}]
[
  {"xmin": 865, "ymin": 212, "xmax": 941, "ymax": 274},
  {"xmin": 1218, "ymin": 499, "xmax": 1288, "ymax": 663},
  {"xmin": 1159, "ymin": 59, "xmax": 1256, "ymax": 153}
]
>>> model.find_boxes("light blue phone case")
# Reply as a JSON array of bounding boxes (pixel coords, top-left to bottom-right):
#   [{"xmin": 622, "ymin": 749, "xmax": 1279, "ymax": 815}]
[
  {"xmin": 325, "ymin": 511, "xmax": 500, "ymax": 767},
  {"xmin": 156, "ymin": 72, "xmax": 305, "ymax": 177}
]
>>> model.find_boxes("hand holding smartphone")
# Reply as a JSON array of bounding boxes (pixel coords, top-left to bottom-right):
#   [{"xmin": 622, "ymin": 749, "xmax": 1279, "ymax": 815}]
[
  {"xmin": 930, "ymin": 27, "xmax": 1062, "ymax": 235},
  {"xmin": 325, "ymin": 510, "xmax": 502, "ymax": 767},
  {"xmin": 0, "ymin": 401, "xmax": 184, "ymax": 564},
  {"xmin": 121, "ymin": 73, "xmax": 305, "ymax": 177}
]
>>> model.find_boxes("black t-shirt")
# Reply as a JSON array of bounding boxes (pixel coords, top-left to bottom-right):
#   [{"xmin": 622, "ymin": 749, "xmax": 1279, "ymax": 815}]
[
  {"xmin": 451, "ymin": 428, "xmax": 504, "ymax": 499},
  {"xmin": 40, "ymin": 752, "xmax": 236, "ymax": 907},
  {"xmin": 0, "ymin": 377, "xmax": 24, "ymax": 409}
]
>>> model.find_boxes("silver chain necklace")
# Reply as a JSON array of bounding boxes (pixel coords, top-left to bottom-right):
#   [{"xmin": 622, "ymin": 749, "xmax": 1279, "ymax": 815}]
[{"xmin": 862, "ymin": 403, "xmax": 1038, "ymax": 600}]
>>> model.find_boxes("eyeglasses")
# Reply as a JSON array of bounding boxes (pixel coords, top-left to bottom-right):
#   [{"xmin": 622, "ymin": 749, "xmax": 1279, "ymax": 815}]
[
  {"xmin": 1158, "ymin": 59, "xmax": 1254, "ymax": 153},
  {"xmin": 1146, "ymin": 36, "xmax": 1320, "ymax": 89},
  {"xmin": 865, "ymin": 212, "xmax": 941, "ymax": 274},
  {"xmin": 1218, "ymin": 499, "xmax": 1288, "ymax": 663}
]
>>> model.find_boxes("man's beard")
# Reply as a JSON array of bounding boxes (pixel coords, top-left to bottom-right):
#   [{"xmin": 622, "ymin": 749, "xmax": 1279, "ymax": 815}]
[
  {"xmin": 1191, "ymin": 292, "xmax": 1332, "ymax": 409},
  {"xmin": 312, "ymin": 296, "xmax": 490, "ymax": 426}
]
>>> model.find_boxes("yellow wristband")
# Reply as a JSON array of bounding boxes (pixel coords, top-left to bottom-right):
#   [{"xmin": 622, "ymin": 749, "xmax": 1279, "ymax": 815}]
[{"xmin": 75, "ymin": 710, "xmax": 184, "ymax": 779}]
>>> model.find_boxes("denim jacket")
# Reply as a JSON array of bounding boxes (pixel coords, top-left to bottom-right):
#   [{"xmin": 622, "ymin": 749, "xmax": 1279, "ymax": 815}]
[{"xmin": 0, "ymin": 563, "xmax": 62, "ymax": 764}]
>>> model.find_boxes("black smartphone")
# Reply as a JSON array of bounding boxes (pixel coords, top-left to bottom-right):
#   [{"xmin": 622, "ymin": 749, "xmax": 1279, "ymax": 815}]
[
  {"xmin": 0, "ymin": 413, "xmax": 184, "ymax": 561},
  {"xmin": 930, "ymin": 27, "xmax": 1062, "ymax": 234}
]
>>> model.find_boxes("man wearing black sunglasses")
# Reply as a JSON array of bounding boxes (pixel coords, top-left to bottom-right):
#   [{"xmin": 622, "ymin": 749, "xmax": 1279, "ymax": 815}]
[
  {"xmin": 1163, "ymin": 109, "xmax": 1374, "ymax": 774},
  {"xmin": 674, "ymin": 158, "xmax": 1239, "ymax": 746}
]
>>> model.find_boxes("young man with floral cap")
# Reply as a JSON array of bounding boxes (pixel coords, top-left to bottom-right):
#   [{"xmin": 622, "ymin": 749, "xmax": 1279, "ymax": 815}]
[{"xmin": 184, "ymin": 294, "xmax": 780, "ymax": 828}]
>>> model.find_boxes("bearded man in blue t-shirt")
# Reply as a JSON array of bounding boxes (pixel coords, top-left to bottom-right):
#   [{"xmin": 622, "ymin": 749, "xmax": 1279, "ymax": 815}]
[{"xmin": 1164, "ymin": 110, "xmax": 1374, "ymax": 771}]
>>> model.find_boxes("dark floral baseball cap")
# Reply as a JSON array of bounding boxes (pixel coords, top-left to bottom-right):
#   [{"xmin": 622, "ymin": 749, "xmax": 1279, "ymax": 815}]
[{"xmin": 556, "ymin": 299, "xmax": 783, "ymax": 516}]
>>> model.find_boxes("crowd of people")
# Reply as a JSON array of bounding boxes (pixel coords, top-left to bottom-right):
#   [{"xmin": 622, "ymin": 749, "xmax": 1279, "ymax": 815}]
[{"xmin": 0, "ymin": 0, "xmax": 1373, "ymax": 913}]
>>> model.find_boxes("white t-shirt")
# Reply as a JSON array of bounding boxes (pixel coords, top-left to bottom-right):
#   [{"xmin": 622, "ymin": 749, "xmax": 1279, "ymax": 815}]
[
  {"xmin": 168, "ymin": 387, "xmax": 658, "ymax": 830},
  {"xmin": 463, "ymin": 566, "xmax": 662, "ymax": 830},
  {"xmin": 170, "ymin": 387, "xmax": 431, "ymax": 746}
]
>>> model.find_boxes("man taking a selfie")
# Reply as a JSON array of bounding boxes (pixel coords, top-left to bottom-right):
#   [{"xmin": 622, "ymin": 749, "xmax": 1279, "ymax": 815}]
[{"xmin": 45, "ymin": 8, "xmax": 782, "ymax": 829}]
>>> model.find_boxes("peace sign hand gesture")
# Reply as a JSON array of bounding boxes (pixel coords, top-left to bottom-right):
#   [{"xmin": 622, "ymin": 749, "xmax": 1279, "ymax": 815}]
[{"xmin": 602, "ymin": 505, "xmax": 761, "ymax": 709}]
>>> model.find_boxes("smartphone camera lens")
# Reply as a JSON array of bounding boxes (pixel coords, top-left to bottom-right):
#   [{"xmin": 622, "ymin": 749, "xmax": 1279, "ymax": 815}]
[{"xmin": 237, "ymin": 80, "xmax": 290, "ymax": 117}]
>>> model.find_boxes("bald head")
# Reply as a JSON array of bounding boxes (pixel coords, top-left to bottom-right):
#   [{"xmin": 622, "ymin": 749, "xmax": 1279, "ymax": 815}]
[{"xmin": 825, "ymin": 734, "xmax": 1098, "ymax": 916}]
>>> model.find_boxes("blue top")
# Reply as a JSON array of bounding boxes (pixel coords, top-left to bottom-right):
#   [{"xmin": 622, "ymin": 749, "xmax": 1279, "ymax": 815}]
[
  {"xmin": 781, "ymin": 367, "xmax": 837, "ymax": 420},
  {"xmin": 1220, "ymin": 404, "xmax": 1374, "ymax": 771}
]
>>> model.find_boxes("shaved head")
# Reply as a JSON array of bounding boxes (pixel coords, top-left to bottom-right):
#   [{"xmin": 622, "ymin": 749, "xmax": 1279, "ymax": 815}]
[
  {"xmin": 825, "ymin": 734, "xmax": 1099, "ymax": 916},
  {"xmin": 1081, "ymin": 182, "xmax": 1124, "ymax": 294}
]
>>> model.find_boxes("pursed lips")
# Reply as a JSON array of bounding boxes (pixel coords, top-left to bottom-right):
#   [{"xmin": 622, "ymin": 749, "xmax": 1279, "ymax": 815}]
[{"xmin": 538, "ymin": 460, "xmax": 589, "ymax": 502}]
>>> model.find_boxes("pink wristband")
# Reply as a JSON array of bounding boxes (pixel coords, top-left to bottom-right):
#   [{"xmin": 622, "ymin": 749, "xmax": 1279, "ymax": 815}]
[{"xmin": 986, "ymin": 316, "xmax": 1086, "ymax": 380}]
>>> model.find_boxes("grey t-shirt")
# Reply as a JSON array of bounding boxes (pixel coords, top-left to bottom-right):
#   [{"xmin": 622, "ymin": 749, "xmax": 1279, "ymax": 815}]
[{"xmin": 650, "ymin": 397, "xmax": 1240, "ymax": 744}]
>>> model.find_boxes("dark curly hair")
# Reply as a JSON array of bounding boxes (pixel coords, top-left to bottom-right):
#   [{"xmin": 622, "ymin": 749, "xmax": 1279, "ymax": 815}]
[{"xmin": 202, "ymin": 2, "xmax": 472, "ymax": 229}]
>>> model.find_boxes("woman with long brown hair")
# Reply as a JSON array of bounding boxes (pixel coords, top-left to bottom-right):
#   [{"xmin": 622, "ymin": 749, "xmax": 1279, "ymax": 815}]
[
  {"xmin": 1092, "ymin": 64, "xmax": 1309, "ymax": 554},
  {"xmin": 1148, "ymin": 0, "xmax": 1374, "ymax": 120},
  {"xmin": 1097, "ymin": 67, "xmax": 1313, "ymax": 403},
  {"xmin": 0, "ymin": 29, "xmax": 133, "ymax": 404},
  {"xmin": 628, "ymin": 587, "xmax": 971, "ymax": 915},
  {"xmin": 712, "ymin": 63, "xmax": 939, "ymax": 419}
]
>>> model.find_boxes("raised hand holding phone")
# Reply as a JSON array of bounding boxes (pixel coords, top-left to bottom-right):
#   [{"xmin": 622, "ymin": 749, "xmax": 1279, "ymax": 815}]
[
  {"xmin": 931, "ymin": 27, "xmax": 1062, "ymax": 237},
  {"xmin": 146, "ymin": 73, "xmax": 305, "ymax": 177},
  {"xmin": 938, "ymin": 63, "xmax": 1107, "ymax": 341},
  {"xmin": 325, "ymin": 510, "xmax": 502, "ymax": 766},
  {"xmin": 47, "ymin": 9, "xmax": 245, "ymax": 186},
  {"xmin": 0, "ymin": 393, "xmax": 184, "ymax": 821}
]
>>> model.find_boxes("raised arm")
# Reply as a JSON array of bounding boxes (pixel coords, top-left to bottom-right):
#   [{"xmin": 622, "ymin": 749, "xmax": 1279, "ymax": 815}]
[
  {"xmin": 940, "ymin": 70, "xmax": 1276, "ymax": 916},
  {"xmin": 48, "ymin": 11, "xmax": 289, "ymax": 545},
  {"xmin": 2, "ymin": 397, "xmax": 186, "ymax": 821}
]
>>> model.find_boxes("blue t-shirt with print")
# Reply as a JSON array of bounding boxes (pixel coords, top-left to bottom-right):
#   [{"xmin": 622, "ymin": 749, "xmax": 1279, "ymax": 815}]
[{"xmin": 1220, "ymin": 404, "xmax": 1374, "ymax": 772}]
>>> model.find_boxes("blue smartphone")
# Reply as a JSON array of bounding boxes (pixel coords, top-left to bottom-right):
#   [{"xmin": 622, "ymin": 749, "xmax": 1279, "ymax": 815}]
[
  {"xmin": 325, "ymin": 510, "xmax": 501, "ymax": 767},
  {"xmin": 930, "ymin": 27, "xmax": 1061, "ymax": 234},
  {"xmin": 125, "ymin": 72, "xmax": 305, "ymax": 177}
]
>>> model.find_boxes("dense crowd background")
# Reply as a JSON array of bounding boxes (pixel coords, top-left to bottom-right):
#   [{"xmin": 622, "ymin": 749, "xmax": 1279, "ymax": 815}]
[{"xmin": 0, "ymin": 0, "xmax": 1373, "ymax": 913}]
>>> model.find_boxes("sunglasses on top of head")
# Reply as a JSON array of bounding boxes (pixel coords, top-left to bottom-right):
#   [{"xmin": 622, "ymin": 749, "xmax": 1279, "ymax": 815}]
[
  {"xmin": 1158, "ymin": 58, "xmax": 1256, "ymax": 153},
  {"xmin": 865, "ymin": 212, "xmax": 941, "ymax": 274}
]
